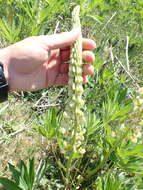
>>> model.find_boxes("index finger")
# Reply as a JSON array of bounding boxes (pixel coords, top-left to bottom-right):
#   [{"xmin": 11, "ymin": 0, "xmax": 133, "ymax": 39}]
[
  {"xmin": 42, "ymin": 29, "xmax": 80, "ymax": 50},
  {"xmin": 61, "ymin": 38, "xmax": 96, "ymax": 51}
]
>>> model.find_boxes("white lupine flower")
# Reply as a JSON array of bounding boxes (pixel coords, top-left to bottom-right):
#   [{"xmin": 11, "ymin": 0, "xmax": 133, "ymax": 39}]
[
  {"xmin": 76, "ymin": 140, "xmax": 82, "ymax": 147},
  {"xmin": 128, "ymin": 87, "xmax": 143, "ymax": 143},
  {"xmin": 76, "ymin": 134, "xmax": 84, "ymax": 141},
  {"xmin": 79, "ymin": 148, "xmax": 86, "ymax": 154},
  {"xmin": 75, "ymin": 109, "xmax": 83, "ymax": 117},
  {"xmin": 72, "ymin": 83, "xmax": 76, "ymax": 90},
  {"xmin": 136, "ymin": 131, "xmax": 142, "ymax": 138},
  {"xmin": 138, "ymin": 98, "xmax": 143, "ymax": 105},
  {"xmin": 60, "ymin": 6, "xmax": 86, "ymax": 156},
  {"xmin": 76, "ymin": 86, "xmax": 84, "ymax": 94},
  {"xmin": 137, "ymin": 87, "xmax": 143, "ymax": 95},
  {"xmin": 63, "ymin": 112, "xmax": 69, "ymax": 119},
  {"xmin": 75, "ymin": 98, "xmax": 84, "ymax": 106},
  {"xmin": 75, "ymin": 76, "xmax": 83, "ymax": 84},
  {"xmin": 76, "ymin": 67, "xmax": 82, "ymax": 75},
  {"xmin": 60, "ymin": 128, "xmax": 67, "ymax": 134},
  {"xmin": 139, "ymin": 120, "xmax": 143, "ymax": 126},
  {"xmin": 82, "ymin": 129, "xmax": 86, "ymax": 134},
  {"xmin": 131, "ymin": 136, "xmax": 138, "ymax": 143}
]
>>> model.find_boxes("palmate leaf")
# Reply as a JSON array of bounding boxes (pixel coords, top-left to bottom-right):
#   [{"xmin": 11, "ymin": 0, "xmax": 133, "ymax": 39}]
[
  {"xmin": 86, "ymin": 111, "xmax": 101, "ymax": 137},
  {"xmin": 118, "ymin": 143, "xmax": 143, "ymax": 157},
  {"xmin": 18, "ymin": 158, "xmax": 35, "ymax": 190},
  {"xmin": 35, "ymin": 160, "xmax": 47, "ymax": 187},
  {"xmin": 35, "ymin": 108, "xmax": 59, "ymax": 140},
  {"xmin": 7, "ymin": 160, "xmax": 35, "ymax": 190},
  {"xmin": 27, "ymin": 157, "xmax": 35, "ymax": 189},
  {"xmin": 19, "ymin": 176, "xmax": 28, "ymax": 190},
  {"xmin": 8, "ymin": 163, "xmax": 21, "ymax": 185},
  {"xmin": 97, "ymin": 175, "xmax": 123, "ymax": 190},
  {"xmin": 0, "ymin": 177, "xmax": 22, "ymax": 190},
  {"xmin": 118, "ymin": 156, "xmax": 143, "ymax": 173},
  {"xmin": 20, "ymin": 160, "xmax": 30, "ymax": 187},
  {"xmin": 4, "ymin": 158, "xmax": 45, "ymax": 190},
  {"xmin": 117, "ymin": 144, "xmax": 143, "ymax": 173}
]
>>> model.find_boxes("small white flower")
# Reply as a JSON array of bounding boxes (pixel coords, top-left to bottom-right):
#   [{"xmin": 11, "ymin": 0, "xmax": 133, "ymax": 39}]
[
  {"xmin": 136, "ymin": 130, "xmax": 142, "ymax": 138},
  {"xmin": 139, "ymin": 120, "xmax": 143, "ymax": 126},
  {"xmin": 138, "ymin": 87, "xmax": 143, "ymax": 95},
  {"xmin": 76, "ymin": 140, "xmax": 82, "ymax": 147},
  {"xmin": 75, "ymin": 76, "xmax": 83, "ymax": 84},
  {"xmin": 111, "ymin": 131, "xmax": 116, "ymax": 137},
  {"xmin": 79, "ymin": 148, "xmax": 86, "ymax": 154},
  {"xmin": 60, "ymin": 127, "xmax": 66, "ymax": 134},
  {"xmin": 131, "ymin": 136, "xmax": 137, "ymax": 143}
]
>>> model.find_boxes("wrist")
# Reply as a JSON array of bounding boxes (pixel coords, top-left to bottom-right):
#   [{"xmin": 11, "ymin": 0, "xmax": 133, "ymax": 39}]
[
  {"xmin": 0, "ymin": 47, "xmax": 10, "ymax": 85},
  {"xmin": 0, "ymin": 47, "xmax": 10, "ymax": 102}
]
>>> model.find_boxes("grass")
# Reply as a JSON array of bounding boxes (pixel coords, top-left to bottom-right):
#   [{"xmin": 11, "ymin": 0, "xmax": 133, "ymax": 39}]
[{"xmin": 0, "ymin": 0, "xmax": 143, "ymax": 189}]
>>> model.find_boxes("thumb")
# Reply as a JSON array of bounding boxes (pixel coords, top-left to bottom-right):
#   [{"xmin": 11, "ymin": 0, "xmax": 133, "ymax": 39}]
[{"xmin": 42, "ymin": 29, "xmax": 80, "ymax": 50}]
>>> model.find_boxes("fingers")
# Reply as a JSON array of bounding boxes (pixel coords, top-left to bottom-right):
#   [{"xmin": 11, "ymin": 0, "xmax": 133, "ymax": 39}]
[
  {"xmin": 83, "ymin": 64, "xmax": 94, "ymax": 75},
  {"xmin": 61, "ymin": 38, "xmax": 96, "ymax": 51},
  {"xmin": 61, "ymin": 49, "xmax": 95, "ymax": 62},
  {"xmin": 61, "ymin": 51, "xmax": 95, "ymax": 63},
  {"xmin": 83, "ymin": 75, "xmax": 88, "ymax": 84},
  {"xmin": 82, "ymin": 51, "xmax": 95, "ymax": 63},
  {"xmin": 60, "ymin": 63, "xmax": 94, "ymax": 76},
  {"xmin": 61, "ymin": 41, "xmax": 96, "ymax": 62},
  {"xmin": 82, "ymin": 38, "xmax": 96, "ymax": 50},
  {"xmin": 41, "ymin": 29, "xmax": 96, "ymax": 51},
  {"xmin": 59, "ymin": 44, "xmax": 95, "ymax": 82},
  {"xmin": 53, "ymin": 73, "xmax": 89, "ymax": 86},
  {"xmin": 43, "ymin": 29, "xmax": 81, "ymax": 50}
]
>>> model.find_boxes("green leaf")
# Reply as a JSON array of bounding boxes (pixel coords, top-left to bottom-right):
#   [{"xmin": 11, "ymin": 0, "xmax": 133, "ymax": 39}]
[
  {"xmin": 19, "ymin": 177, "xmax": 28, "ymax": 190},
  {"xmin": 0, "ymin": 178, "xmax": 22, "ymax": 190},
  {"xmin": 27, "ymin": 158, "xmax": 35, "ymax": 189},
  {"xmin": 57, "ymin": 160, "xmax": 66, "ymax": 173},
  {"xmin": 8, "ymin": 163, "xmax": 21, "ymax": 185},
  {"xmin": 35, "ymin": 108, "xmax": 59, "ymax": 140},
  {"xmin": 118, "ymin": 144, "xmax": 143, "ymax": 157},
  {"xmin": 35, "ymin": 160, "xmax": 47, "ymax": 185},
  {"xmin": 19, "ymin": 160, "xmax": 29, "ymax": 190}
]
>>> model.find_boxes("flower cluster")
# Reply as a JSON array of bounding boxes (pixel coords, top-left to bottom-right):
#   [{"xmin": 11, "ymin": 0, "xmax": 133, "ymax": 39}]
[
  {"xmin": 129, "ymin": 87, "xmax": 143, "ymax": 143},
  {"xmin": 60, "ymin": 6, "xmax": 86, "ymax": 156},
  {"xmin": 37, "ymin": 0, "xmax": 43, "ymax": 25}
]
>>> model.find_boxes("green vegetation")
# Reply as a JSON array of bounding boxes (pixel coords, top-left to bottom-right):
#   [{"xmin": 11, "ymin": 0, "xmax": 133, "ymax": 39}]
[{"xmin": 0, "ymin": 0, "xmax": 143, "ymax": 189}]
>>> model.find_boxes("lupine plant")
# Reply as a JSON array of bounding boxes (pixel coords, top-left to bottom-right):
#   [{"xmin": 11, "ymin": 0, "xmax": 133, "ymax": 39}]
[
  {"xmin": 60, "ymin": 5, "xmax": 85, "ymax": 156},
  {"xmin": 0, "ymin": 158, "xmax": 47, "ymax": 190},
  {"xmin": 59, "ymin": 5, "xmax": 86, "ymax": 186}
]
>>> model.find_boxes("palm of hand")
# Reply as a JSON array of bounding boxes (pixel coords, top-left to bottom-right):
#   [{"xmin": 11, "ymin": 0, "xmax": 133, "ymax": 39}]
[
  {"xmin": 8, "ymin": 46, "xmax": 69, "ymax": 91},
  {"xmin": 45, "ymin": 48, "xmax": 70, "ymax": 87}
]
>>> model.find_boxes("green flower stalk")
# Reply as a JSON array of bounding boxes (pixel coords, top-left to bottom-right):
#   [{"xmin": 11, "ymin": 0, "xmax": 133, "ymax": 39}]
[
  {"xmin": 60, "ymin": 6, "xmax": 86, "ymax": 155},
  {"xmin": 37, "ymin": 0, "xmax": 43, "ymax": 25},
  {"xmin": 129, "ymin": 87, "xmax": 143, "ymax": 143}
]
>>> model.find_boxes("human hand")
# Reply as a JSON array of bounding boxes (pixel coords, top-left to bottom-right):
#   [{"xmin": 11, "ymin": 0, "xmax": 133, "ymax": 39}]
[{"xmin": 0, "ymin": 29, "xmax": 96, "ymax": 91}]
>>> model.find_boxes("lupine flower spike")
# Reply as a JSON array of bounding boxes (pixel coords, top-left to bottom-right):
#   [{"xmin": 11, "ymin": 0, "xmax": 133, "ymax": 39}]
[{"xmin": 60, "ymin": 5, "xmax": 86, "ymax": 155}]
